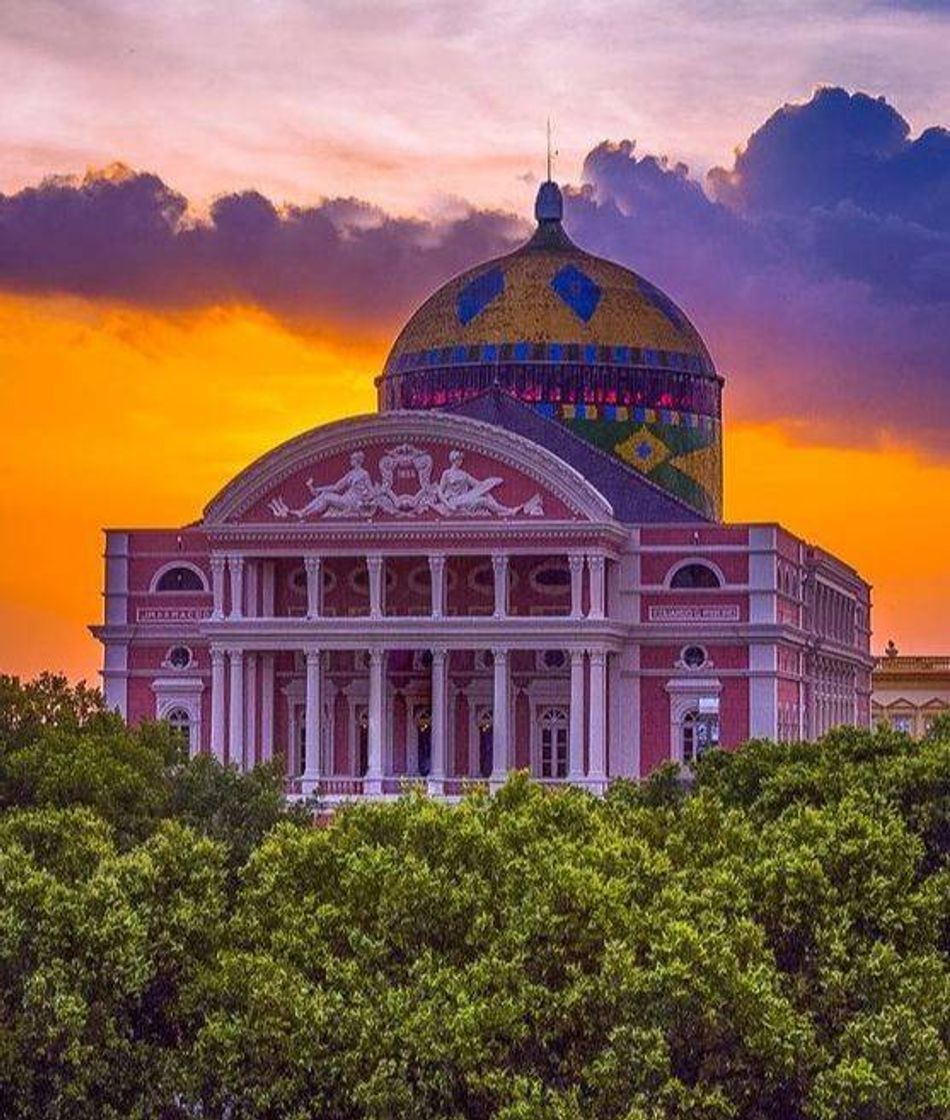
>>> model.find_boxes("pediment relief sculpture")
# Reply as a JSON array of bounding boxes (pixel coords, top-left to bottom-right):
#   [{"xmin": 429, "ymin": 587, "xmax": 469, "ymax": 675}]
[{"xmin": 268, "ymin": 446, "xmax": 545, "ymax": 521}]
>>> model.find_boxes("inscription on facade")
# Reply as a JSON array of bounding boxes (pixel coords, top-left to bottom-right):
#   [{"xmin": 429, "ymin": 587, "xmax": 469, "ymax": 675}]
[
  {"xmin": 136, "ymin": 607, "xmax": 212, "ymax": 623},
  {"xmin": 648, "ymin": 605, "xmax": 741, "ymax": 623}
]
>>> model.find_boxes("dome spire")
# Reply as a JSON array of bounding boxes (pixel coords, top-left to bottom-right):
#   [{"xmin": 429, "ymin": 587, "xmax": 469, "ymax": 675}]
[{"xmin": 535, "ymin": 119, "xmax": 563, "ymax": 224}]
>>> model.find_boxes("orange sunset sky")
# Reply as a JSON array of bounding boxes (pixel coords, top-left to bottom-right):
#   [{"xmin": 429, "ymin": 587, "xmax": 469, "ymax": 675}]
[{"xmin": 1, "ymin": 1, "xmax": 948, "ymax": 683}]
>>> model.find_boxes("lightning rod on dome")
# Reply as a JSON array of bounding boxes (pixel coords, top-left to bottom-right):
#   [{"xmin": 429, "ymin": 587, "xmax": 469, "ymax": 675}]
[
  {"xmin": 546, "ymin": 118, "xmax": 552, "ymax": 182},
  {"xmin": 545, "ymin": 118, "xmax": 559, "ymax": 183}
]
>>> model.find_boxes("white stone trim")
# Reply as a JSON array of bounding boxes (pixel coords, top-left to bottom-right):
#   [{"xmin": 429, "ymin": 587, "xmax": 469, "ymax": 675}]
[
  {"xmin": 152, "ymin": 676, "xmax": 205, "ymax": 756},
  {"xmin": 148, "ymin": 559, "xmax": 210, "ymax": 594},
  {"xmin": 102, "ymin": 641, "xmax": 129, "ymax": 717},
  {"xmin": 665, "ymin": 677, "xmax": 722, "ymax": 764},
  {"xmin": 749, "ymin": 643, "xmax": 777, "ymax": 739},
  {"xmin": 104, "ymin": 531, "xmax": 130, "ymax": 626},
  {"xmin": 662, "ymin": 556, "xmax": 727, "ymax": 590}
]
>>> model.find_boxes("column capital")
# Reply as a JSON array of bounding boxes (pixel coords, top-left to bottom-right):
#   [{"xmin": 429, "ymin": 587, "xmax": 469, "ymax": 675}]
[
  {"xmin": 227, "ymin": 552, "xmax": 245, "ymax": 571},
  {"xmin": 210, "ymin": 553, "xmax": 228, "ymax": 574},
  {"xmin": 587, "ymin": 647, "xmax": 607, "ymax": 666},
  {"xmin": 431, "ymin": 646, "xmax": 448, "ymax": 665},
  {"xmin": 491, "ymin": 551, "xmax": 509, "ymax": 571},
  {"xmin": 366, "ymin": 552, "xmax": 384, "ymax": 570},
  {"xmin": 568, "ymin": 552, "xmax": 585, "ymax": 572},
  {"xmin": 570, "ymin": 648, "xmax": 586, "ymax": 665},
  {"xmin": 491, "ymin": 646, "xmax": 509, "ymax": 663},
  {"xmin": 586, "ymin": 552, "xmax": 606, "ymax": 571},
  {"xmin": 304, "ymin": 645, "xmax": 322, "ymax": 664},
  {"xmin": 210, "ymin": 644, "xmax": 226, "ymax": 663},
  {"xmin": 229, "ymin": 648, "xmax": 244, "ymax": 665},
  {"xmin": 304, "ymin": 554, "xmax": 322, "ymax": 574},
  {"xmin": 368, "ymin": 647, "xmax": 384, "ymax": 667},
  {"xmin": 428, "ymin": 553, "xmax": 446, "ymax": 570}
]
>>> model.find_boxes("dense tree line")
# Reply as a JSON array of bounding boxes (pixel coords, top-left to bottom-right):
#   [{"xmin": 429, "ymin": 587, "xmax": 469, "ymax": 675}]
[{"xmin": 0, "ymin": 673, "xmax": 947, "ymax": 1119}]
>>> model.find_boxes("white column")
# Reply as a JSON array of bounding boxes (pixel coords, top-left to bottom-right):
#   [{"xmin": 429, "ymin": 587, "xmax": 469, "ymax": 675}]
[
  {"xmin": 261, "ymin": 652, "xmax": 275, "ymax": 761},
  {"xmin": 491, "ymin": 647, "xmax": 509, "ymax": 787},
  {"xmin": 228, "ymin": 649, "xmax": 244, "ymax": 766},
  {"xmin": 429, "ymin": 554, "xmax": 446, "ymax": 618},
  {"xmin": 210, "ymin": 646, "xmax": 226, "ymax": 761},
  {"xmin": 302, "ymin": 648, "xmax": 322, "ymax": 792},
  {"xmin": 568, "ymin": 553, "xmax": 584, "ymax": 620},
  {"xmin": 228, "ymin": 554, "xmax": 245, "ymax": 620},
  {"xmin": 262, "ymin": 561, "xmax": 276, "ymax": 619},
  {"xmin": 366, "ymin": 647, "xmax": 385, "ymax": 793},
  {"xmin": 304, "ymin": 555, "xmax": 322, "ymax": 620},
  {"xmin": 245, "ymin": 653, "xmax": 257, "ymax": 770},
  {"xmin": 429, "ymin": 648, "xmax": 447, "ymax": 794},
  {"xmin": 588, "ymin": 648, "xmax": 607, "ymax": 789},
  {"xmin": 210, "ymin": 555, "xmax": 227, "ymax": 621},
  {"xmin": 587, "ymin": 553, "xmax": 606, "ymax": 620},
  {"xmin": 492, "ymin": 553, "xmax": 509, "ymax": 619},
  {"xmin": 569, "ymin": 649, "xmax": 585, "ymax": 780},
  {"xmin": 367, "ymin": 554, "xmax": 384, "ymax": 620}
]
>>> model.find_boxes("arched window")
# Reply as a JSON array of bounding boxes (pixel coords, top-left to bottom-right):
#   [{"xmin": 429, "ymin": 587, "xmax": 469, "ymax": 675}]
[
  {"xmin": 670, "ymin": 562, "xmax": 722, "ymax": 589},
  {"xmin": 357, "ymin": 709, "xmax": 369, "ymax": 776},
  {"xmin": 155, "ymin": 566, "xmax": 205, "ymax": 592},
  {"xmin": 538, "ymin": 707, "xmax": 569, "ymax": 778},
  {"xmin": 414, "ymin": 706, "xmax": 432, "ymax": 776},
  {"xmin": 681, "ymin": 700, "xmax": 720, "ymax": 763},
  {"xmin": 165, "ymin": 707, "xmax": 191, "ymax": 744},
  {"xmin": 477, "ymin": 709, "xmax": 493, "ymax": 778}
]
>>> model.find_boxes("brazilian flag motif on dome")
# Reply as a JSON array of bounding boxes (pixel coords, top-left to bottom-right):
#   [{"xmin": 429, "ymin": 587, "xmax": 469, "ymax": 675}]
[{"xmin": 554, "ymin": 407, "xmax": 722, "ymax": 521}]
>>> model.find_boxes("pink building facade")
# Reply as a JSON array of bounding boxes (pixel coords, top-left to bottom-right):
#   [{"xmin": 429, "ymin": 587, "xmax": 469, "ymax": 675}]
[{"xmin": 92, "ymin": 181, "xmax": 873, "ymax": 798}]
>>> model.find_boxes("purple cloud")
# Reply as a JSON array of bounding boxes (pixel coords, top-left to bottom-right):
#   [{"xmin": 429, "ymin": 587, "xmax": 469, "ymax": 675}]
[
  {"xmin": 0, "ymin": 88, "xmax": 947, "ymax": 456},
  {"xmin": 568, "ymin": 88, "xmax": 950, "ymax": 454},
  {"xmin": 0, "ymin": 163, "xmax": 525, "ymax": 329}
]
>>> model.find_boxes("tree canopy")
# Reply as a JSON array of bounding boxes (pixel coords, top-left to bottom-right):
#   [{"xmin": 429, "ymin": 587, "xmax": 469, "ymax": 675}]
[{"xmin": 0, "ymin": 673, "xmax": 947, "ymax": 1119}]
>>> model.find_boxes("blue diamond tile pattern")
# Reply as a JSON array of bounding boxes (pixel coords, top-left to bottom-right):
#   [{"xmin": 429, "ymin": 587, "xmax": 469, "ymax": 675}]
[
  {"xmin": 550, "ymin": 264, "xmax": 602, "ymax": 322},
  {"xmin": 456, "ymin": 266, "xmax": 504, "ymax": 325}
]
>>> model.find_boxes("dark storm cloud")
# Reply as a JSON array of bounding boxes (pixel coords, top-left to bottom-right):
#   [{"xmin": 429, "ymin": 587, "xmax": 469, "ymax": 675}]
[
  {"xmin": 0, "ymin": 164, "xmax": 526, "ymax": 329},
  {"xmin": 568, "ymin": 88, "xmax": 950, "ymax": 454},
  {"xmin": 0, "ymin": 87, "xmax": 947, "ymax": 454}
]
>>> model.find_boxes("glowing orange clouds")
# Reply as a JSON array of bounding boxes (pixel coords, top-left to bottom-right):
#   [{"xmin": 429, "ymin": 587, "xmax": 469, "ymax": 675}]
[
  {"xmin": 0, "ymin": 296, "xmax": 946, "ymax": 684},
  {"xmin": 0, "ymin": 295, "xmax": 381, "ymax": 680}
]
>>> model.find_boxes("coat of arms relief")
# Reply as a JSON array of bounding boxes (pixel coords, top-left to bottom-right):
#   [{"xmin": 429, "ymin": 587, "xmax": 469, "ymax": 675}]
[{"xmin": 268, "ymin": 445, "xmax": 545, "ymax": 521}]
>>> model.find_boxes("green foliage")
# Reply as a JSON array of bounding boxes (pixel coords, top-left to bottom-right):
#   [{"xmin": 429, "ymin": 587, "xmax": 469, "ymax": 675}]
[
  {"xmin": 0, "ymin": 674, "xmax": 948, "ymax": 1117},
  {"xmin": 168, "ymin": 753, "xmax": 311, "ymax": 872},
  {"xmin": 0, "ymin": 672, "xmax": 111, "ymax": 754}
]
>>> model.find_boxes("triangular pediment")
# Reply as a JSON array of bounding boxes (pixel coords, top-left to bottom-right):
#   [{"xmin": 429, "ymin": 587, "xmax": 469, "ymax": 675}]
[{"xmin": 203, "ymin": 412, "xmax": 614, "ymax": 526}]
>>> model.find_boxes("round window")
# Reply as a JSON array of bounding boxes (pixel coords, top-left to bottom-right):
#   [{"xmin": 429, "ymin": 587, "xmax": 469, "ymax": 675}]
[
  {"xmin": 681, "ymin": 645, "xmax": 707, "ymax": 670},
  {"xmin": 542, "ymin": 649, "xmax": 567, "ymax": 670},
  {"xmin": 167, "ymin": 646, "xmax": 192, "ymax": 670}
]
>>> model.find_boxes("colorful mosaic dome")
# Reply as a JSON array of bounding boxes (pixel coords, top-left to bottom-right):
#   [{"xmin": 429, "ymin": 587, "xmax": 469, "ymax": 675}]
[{"xmin": 378, "ymin": 182, "xmax": 723, "ymax": 520}]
